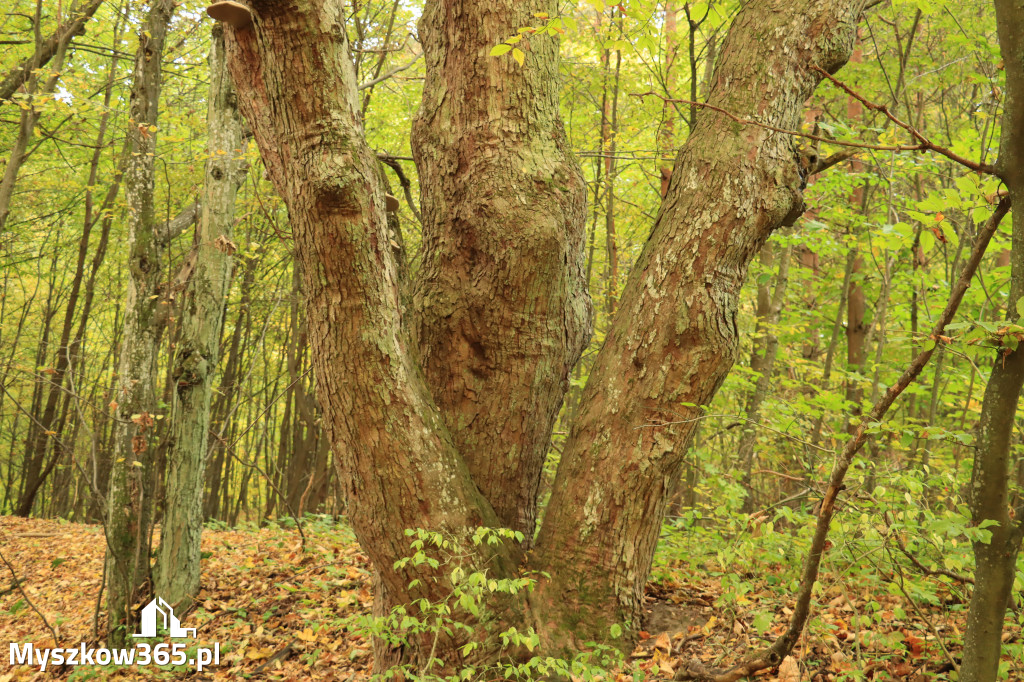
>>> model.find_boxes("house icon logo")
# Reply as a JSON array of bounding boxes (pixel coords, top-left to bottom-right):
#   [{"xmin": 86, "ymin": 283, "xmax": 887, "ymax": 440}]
[{"xmin": 133, "ymin": 597, "xmax": 196, "ymax": 639}]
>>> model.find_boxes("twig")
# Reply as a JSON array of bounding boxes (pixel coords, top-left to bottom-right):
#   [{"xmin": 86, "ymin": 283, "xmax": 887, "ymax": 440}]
[
  {"xmin": 378, "ymin": 152, "xmax": 423, "ymax": 224},
  {"xmin": 637, "ymin": 413, "xmax": 833, "ymax": 453},
  {"xmin": 883, "ymin": 511, "xmax": 974, "ymax": 584},
  {"xmin": 810, "ymin": 65, "xmax": 998, "ymax": 175},
  {"xmin": 253, "ymin": 639, "xmax": 297, "ymax": 674},
  {"xmin": 357, "ymin": 51, "xmax": 422, "ymax": 91},
  {"xmin": 886, "ymin": 546, "xmax": 961, "ymax": 675},
  {"xmin": 749, "ymin": 469, "xmax": 804, "ymax": 483},
  {"xmin": 0, "ymin": 545, "xmax": 60, "ymax": 647},
  {"xmin": 631, "ymin": 90, "xmax": 998, "ymax": 176}
]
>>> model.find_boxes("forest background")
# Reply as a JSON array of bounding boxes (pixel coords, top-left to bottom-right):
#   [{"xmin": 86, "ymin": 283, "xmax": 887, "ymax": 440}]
[{"xmin": 1, "ymin": 0, "xmax": 1022, "ymax": 680}]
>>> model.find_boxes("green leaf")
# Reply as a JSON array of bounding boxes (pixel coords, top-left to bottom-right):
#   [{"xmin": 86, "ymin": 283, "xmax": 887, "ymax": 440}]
[
  {"xmin": 920, "ymin": 229, "xmax": 935, "ymax": 254},
  {"xmin": 490, "ymin": 44, "xmax": 511, "ymax": 56},
  {"xmin": 752, "ymin": 611, "xmax": 773, "ymax": 635}
]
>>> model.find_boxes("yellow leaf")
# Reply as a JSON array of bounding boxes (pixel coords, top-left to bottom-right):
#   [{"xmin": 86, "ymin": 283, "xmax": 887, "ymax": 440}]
[
  {"xmin": 296, "ymin": 627, "xmax": 316, "ymax": 642},
  {"xmin": 512, "ymin": 48, "xmax": 525, "ymax": 66}
]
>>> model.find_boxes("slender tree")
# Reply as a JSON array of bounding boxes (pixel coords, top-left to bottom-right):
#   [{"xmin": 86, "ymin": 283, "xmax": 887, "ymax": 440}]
[
  {"xmin": 156, "ymin": 23, "xmax": 247, "ymax": 612},
  {"xmin": 960, "ymin": 0, "xmax": 1024, "ymax": 678},
  {"xmin": 104, "ymin": 0, "xmax": 177, "ymax": 645}
]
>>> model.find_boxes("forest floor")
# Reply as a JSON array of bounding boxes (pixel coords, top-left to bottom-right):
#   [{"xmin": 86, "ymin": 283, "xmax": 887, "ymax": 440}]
[{"xmin": 0, "ymin": 516, "xmax": 1017, "ymax": 681}]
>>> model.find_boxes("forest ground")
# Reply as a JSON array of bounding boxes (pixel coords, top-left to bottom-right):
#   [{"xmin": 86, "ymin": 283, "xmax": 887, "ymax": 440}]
[{"xmin": 0, "ymin": 515, "xmax": 1017, "ymax": 681}]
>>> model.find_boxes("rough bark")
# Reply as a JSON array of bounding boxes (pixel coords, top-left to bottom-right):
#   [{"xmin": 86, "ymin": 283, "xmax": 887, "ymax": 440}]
[
  {"xmin": 411, "ymin": 0, "xmax": 591, "ymax": 540},
  {"xmin": 104, "ymin": 0, "xmax": 176, "ymax": 645},
  {"xmin": 216, "ymin": 0, "xmax": 869, "ymax": 668},
  {"xmin": 532, "ymin": 0, "xmax": 867, "ymax": 647},
  {"xmin": 960, "ymin": 0, "xmax": 1024, "ymax": 678},
  {"xmin": 222, "ymin": 0, "xmax": 511, "ymax": 620},
  {"xmin": 156, "ymin": 24, "xmax": 247, "ymax": 613}
]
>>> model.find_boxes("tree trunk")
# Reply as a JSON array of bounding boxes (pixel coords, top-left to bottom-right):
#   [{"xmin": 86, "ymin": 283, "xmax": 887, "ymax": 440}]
[
  {"xmin": 104, "ymin": 0, "xmax": 176, "ymax": 646},
  {"xmin": 960, "ymin": 0, "xmax": 1024, "ymax": 678},
  {"xmin": 738, "ymin": 243, "xmax": 792, "ymax": 511},
  {"xmin": 218, "ymin": 0, "xmax": 867, "ymax": 667},
  {"xmin": 224, "ymin": 0, "xmax": 514, "ymax": 624},
  {"xmin": 156, "ymin": 24, "xmax": 246, "ymax": 612},
  {"xmin": 411, "ymin": 0, "xmax": 592, "ymax": 542},
  {"xmin": 532, "ymin": 0, "xmax": 866, "ymax": 648}
]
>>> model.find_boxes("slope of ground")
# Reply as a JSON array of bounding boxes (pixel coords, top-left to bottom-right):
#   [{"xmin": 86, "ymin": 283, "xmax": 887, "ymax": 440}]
[{"xmin": 0, "ymin": 516, "xmax": 1019, "ymax": 680}]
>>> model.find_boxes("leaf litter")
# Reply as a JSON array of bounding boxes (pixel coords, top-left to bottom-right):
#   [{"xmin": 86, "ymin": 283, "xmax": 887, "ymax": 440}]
[{"xmin": 1, "ymin": 516, "xmax": 1020, "ymax": 681}]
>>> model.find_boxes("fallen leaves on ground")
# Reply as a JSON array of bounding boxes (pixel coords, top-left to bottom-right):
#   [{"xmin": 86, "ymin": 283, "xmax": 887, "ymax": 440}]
[{"xmin": 1, "ymin": 517, "xmax": 1021, "ymax": 681}]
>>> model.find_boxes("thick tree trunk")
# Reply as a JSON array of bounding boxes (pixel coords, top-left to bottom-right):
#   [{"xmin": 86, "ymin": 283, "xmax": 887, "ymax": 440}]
[
  {"xmin": 156, "ymin": 24, "xmax": 246, "ymax": 612},
  {"xmin": 960, "ymin": 1, "xmax": 1024, "ymax": 678},
  {"xmin": 532, "ymin": 0, "xmax": 866, "ymax": 648},
  {"xmin": 223, "ymin": 0, "xmax": 511, "ymax": 623},
  {"xmin": 104, "ymin": 0, "xmax": 176, "ymax": 646},
  {"xmin": 217, "ymin": 0, "xmax": 867, "ymax": 668},
  {"xmin": 411, "ymin": 0, "xmax": 591, "ymax": 541}
]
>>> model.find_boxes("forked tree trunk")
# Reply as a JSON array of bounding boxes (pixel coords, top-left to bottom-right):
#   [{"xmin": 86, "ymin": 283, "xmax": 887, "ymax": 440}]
[
  {"xmin": 960, "ymin": 0, "xmax": 1024, "ymax": 678},
  {"xmin": 224, "ymin": 6, "xmax": 512, "ymax": 658},
  {"xmin": 218, "ymin": 0, "xmax": 867, "ymax": 667},
  {"xmin": 156, "ymin": 24, "xmax": 247, "ymax": 613}
]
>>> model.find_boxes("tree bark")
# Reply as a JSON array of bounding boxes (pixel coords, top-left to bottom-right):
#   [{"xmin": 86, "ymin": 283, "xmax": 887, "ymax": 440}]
[
  {"xmin": 532, "ymin": 0, "xmax": 866, "ymax": 648},
  {"xmin": 217, "ymin": 0, "xmax": 867, "ymax": 666},
  {"xmin": 156, "ymin": 24, "xmax": 247, "ymax": 613},
  {"xmin": 411, "ymin": 0, "xmax": 592, "ymax": 541},
  {"xmin": 104, "ymin": 0, "xmax": 176, "ymax": 646},
  {"xmin": 223, "ymin": 0, "xmax": 511, "ymax": 621},
  {"xmin": 960, "ymin": 0, "xmax": 1024, "ymax": 678}
]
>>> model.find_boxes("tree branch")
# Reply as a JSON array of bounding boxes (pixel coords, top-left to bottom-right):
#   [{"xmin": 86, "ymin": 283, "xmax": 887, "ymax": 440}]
[
  {"xmin": 0, "ymin": 0, "xmax": 108, "ymax": 102},
  {"xmin": 677, "ymin": 197, "xmax": 1011, "ymax": 682},
  {"xmin": 155, "ymin": 200, "xmax": 200, "ymax": 245}
]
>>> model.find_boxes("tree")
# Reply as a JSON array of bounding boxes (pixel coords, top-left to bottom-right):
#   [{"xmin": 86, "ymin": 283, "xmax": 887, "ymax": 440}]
[
  {"xmin": 216, "ymin": 0, "xmax": 868, "ymax": 667},
  {"xmin": 155, "ymin": 23, "xmax": 247, "ymax": 613},
  {"xmin": 960, "ymin": 0, "xmax": 1024, "ymax": 678},
  {"xmin": 104, "ymin": 0, "xmax": 178, "ymax": 645}
]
